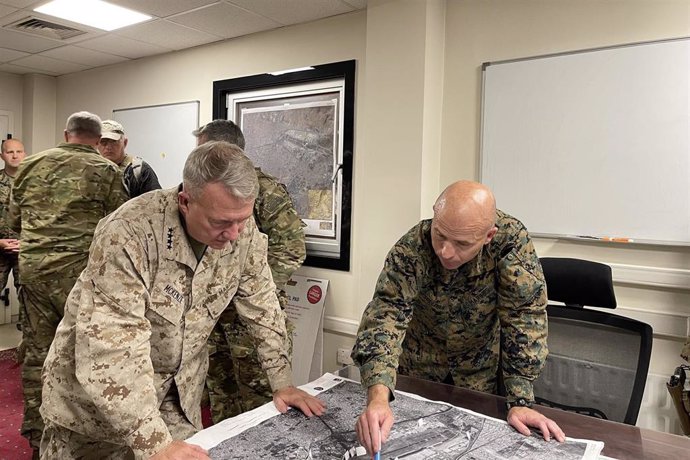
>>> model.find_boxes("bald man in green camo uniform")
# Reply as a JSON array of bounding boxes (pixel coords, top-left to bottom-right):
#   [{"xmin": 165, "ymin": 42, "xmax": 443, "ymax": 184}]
[
  {"xmin": 352, "ymin": 180, "xmax": 565, "ymax": 458},
  {"xmin": 194, "ymin": 120, "xmax": 306, "ymax": 423},
  {"xmin": 0, "ymin": 139, "xmax": 25, "ymax": 312},
  {"xmin": 9, "ymin": 111, "xmax": 127, "ymax": 456}
]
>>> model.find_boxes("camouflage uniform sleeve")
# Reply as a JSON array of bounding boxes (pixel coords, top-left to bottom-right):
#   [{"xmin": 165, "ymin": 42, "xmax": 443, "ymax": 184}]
[
  {"xmin": 8, "ymin": 187, "xmax": 21, "ymax": 234},
  {"xmin": 73, "ymin": 220, "xmax": 172, "ymax": 459},
  {"xmin": 352, "ymin": 240, "xmax": 419, "ymax": 395},
  {"xmin": 232, "ymin": 223, "xmax": 293, "ymax": 391},
  {"xmin": 496, "ymin": 227, "xmax": 548, "ymax": 403},
  {"xmin": 254, "ymin": 178, "xmax": 306, "ymax": 289}
]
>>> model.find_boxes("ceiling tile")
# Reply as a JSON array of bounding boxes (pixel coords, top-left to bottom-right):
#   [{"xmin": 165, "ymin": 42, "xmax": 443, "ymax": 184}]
[
  {"xmin": 115, "ymin": 18, "xmax": 221, "ymax": 50},
  {"xmin": 40, "ymin": 45, "xmax": 128, "ymax": 67},
  {"xmin": 11, "ymin": 54, "xmax": 88, "ymax": 74},
  {"xmin": 0, "ymin": 4, "xmax": 18, "ymax": 17},
  {"xmin": 227, "ymin": 0, "xmax": 355, "ymax": 26},
  {"xmin": 77, "ymin": 34, "xmax": 171, "ymax": 59},
  {"xmin": 106, "ymin": 0, "xmax": 218, "ymax": 18},
  {"xmin": 169, "ymin": 2, "xmax": 279, "ymax": 39},
  {"xmin": 0, "ymin": 46, "xmax": 29, "ymax": 62},
  {"xmin": 343, "ymin": 0, "xmax": 368, "ymax": 9},
  {"xmin": 0, "ymin": 62, "xmax": 56, "ymax": 76},
  {"xmin": 0, "ymin": 0, "xmax": 40, "ymax": 8},
  {"xmin": 0, "ymin": 28, "xmax": 62, "ymax": 53}
]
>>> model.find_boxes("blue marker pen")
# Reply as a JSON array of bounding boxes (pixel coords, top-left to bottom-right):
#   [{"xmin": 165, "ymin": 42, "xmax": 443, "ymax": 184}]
[{"xmin": 374, "ymin": 429, "xmax": 381, "ymax": 460}]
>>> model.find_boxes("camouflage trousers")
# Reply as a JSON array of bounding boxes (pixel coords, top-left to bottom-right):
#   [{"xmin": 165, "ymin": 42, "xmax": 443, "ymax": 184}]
[
  {"xmin": 206, "ymin": 300, "xmax": 293, "ymax": 424},
  {"xmin": 0, "ymin": 252, "xmax": 25, "ymax": 361},
  {"xmin": 20, "ymin": 277, "xmax": 79, "ymax": 451},
  {"xmin": 0, "ymin": 251, "xmax": 19, "ymax": 293},
  {"xmin": 40, "ymin": 399, "xmax": 196, "ymax": 459}
]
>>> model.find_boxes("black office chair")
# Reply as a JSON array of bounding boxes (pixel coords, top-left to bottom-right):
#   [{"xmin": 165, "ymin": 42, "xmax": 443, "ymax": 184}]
[{"xmin": 532, "ymin": 257, "xmax": 653, "ymax": 425}]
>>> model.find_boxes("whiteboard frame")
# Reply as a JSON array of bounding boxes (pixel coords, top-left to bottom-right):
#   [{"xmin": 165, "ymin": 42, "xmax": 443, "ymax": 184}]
[{"xmin": 479, "ymin": 37, "xmax": 690, "ymax": 246}]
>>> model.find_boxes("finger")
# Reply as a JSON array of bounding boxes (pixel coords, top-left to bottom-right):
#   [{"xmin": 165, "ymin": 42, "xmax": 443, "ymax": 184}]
[
  {"xmin": 306, "ymin": 397, "xmax": 325, "ymax": 416},
  {"xmin": 298, "ymin": 399, "xmax": 315, "ymax": 417},
  {"xmin": 273, "ymin": 396, "xmax": 288, "ymax": 413},
  {"xmin": 359, "ymin": 414, "xmax": 374, "ymax": 455},
  {"xmin": 508, "ymin": 415, "xmax": 531, "ymax": 437},
  {"xmin": 381, "ymin": 414, "xmax": 394, "ymax": 443},
  {"xmin": 547, "ymin": 419, "xmax": 566, "ymax": 443},
  {"xmin": 536, "ymin": 419, "xmax": 550, "ymax": 441}
]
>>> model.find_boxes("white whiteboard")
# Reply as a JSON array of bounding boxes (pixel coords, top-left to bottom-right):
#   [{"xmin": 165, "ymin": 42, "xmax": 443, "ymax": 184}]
[
  {"xmin": 113, "ymin": 101, "xmax": 199, "ymax": 188},
  {"xmin": 480, "ymin": 38, "xmax": 690, "ymax": 244}
]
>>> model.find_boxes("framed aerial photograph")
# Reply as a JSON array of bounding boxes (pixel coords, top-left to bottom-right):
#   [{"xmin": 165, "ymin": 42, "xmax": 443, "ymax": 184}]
[{"xmin": 213, "ymin": 60, "xmax": 355, "ymax": 271}]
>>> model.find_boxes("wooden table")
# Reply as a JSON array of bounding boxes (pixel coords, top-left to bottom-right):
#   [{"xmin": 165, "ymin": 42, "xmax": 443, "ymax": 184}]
[{"xmin": 395, "ymin": 374, "xmax": 690, "ymax": 459}]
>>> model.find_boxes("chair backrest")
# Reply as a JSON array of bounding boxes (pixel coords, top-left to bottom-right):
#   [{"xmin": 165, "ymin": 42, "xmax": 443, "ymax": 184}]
[{"xmin": 533, "ymin": 257, "xmax": 653, "ymax": 425}]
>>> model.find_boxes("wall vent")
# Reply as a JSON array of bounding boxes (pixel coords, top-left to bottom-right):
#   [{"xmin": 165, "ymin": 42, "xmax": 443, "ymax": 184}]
[{"xmin": 7, "ymin": 16, "xmax": 87, "ymax": 40}]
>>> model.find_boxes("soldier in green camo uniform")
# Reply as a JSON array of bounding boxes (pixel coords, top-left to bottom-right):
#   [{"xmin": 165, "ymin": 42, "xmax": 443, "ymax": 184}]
[
  {"xmin": 194, "ymin": 120, "xmax": 306, "ymax": 423},
  {"xmin": 351, "ymin": 180, "xmax": 565, "ymax": 457},
  {"xmin": 0, "ymin": 139, "xmax": 25, "ymax": 308},
  {"xmin": 8, "ymin": 112, "xmax": 127, "ymax": 456}
]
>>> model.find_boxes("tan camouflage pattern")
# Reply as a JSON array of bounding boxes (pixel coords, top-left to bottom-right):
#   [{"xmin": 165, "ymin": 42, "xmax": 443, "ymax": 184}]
[
  {"xmin": 682, "ymin": 336, "xmax": 690, "ymax": 362},
  {"xmin": 8, "ymin": 143, "xmax": 127, "ymax": 282},
  {"xmin": 352, "ymin": 210, "xmax": 548, "ymax": 403},
  {"xmin": 40, "ymin": 187, "xmax": 292, "ymax": 459},
  {"xmin": 207, "ymin": 167, "xmax": 305, "ymax": 421},
  {"xmin": 0, "ymin": 169, "xmax": 19, "ymax": 239}
]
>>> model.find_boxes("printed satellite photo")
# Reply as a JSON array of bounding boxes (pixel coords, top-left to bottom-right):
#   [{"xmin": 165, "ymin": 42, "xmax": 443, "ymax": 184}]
[{"xmin": 203, "ymin": 377, "xmax": 602, "ymax": 460}]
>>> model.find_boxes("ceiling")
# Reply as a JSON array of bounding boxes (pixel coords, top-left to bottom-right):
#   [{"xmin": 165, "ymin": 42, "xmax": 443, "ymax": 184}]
[{"xmin": 0, "ymin": 0, "xmax": 367, "ymax": 76}]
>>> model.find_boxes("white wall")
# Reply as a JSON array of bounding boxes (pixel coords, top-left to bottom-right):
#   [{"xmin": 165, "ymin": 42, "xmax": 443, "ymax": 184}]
[{"xmin": 0, "ymin": 71, "xmax": 23, "ymax": 140}]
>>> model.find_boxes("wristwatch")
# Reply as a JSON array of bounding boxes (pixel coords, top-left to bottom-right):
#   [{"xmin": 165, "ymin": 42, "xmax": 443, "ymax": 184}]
[{"xmin": 505, "ymin": 397, "xmax": 534, "ymax": 411}]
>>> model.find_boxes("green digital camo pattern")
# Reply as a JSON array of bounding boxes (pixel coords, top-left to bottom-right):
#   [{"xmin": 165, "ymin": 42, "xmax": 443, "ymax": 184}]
[
  {"xmin": 682, "ymin": 337, "xmax": 690, "ymax": 362},
  {"xmin": 352, "ymin": 210, "xmax": 548, "ymax": 403},
  {"xmin": 207, "ymin": 168, "xmax": 305, "ymax": 421},
  {"xmin": 40, "ymin": 188, "xmax": 291, "ymax": 459},
  {"xmin": 8, "ymin": 143, "xmax": 127, "ymax": 282},
  {"xmin": 0, "ymin": 169, "xmax": 19, "ymax": 239}
]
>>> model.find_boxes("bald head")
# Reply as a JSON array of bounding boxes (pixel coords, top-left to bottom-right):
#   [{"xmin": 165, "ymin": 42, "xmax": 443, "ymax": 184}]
[
  {"xmin": 431, "ymin": 181, "xmax": 498, "ymax": 270},
  {"xmin": 1, "ymin": 138, "xmax": 26, "ymax": 175}
]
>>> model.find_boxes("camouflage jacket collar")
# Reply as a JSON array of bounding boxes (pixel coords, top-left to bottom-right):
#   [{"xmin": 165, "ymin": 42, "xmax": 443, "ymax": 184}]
[{"xmin": 56, "ymin": 142, "xmax": 100, "ymax": 155}]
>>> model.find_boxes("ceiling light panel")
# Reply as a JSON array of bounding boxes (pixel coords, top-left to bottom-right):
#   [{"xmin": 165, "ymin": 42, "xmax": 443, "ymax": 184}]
[{"xmin": 35, "ymin": 0, "xmax": 151, "ymax": 31}]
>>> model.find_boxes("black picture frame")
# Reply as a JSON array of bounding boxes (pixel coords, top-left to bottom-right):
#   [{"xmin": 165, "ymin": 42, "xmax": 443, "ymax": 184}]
[{"xmin": 213, "ymin": 60, "xmax": 355, "ymax": 271}]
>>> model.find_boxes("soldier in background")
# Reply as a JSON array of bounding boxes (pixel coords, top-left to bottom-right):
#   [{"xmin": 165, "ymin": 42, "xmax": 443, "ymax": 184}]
[
  {"xmin": 0, "ymin": 138, "xmax": 25, "ymax": 306},
  {"xmin": 351, "ymin": 180, "xmax": 565, "ymax": 457},
  {"xmin": 8, "ymin": 112, "xmax": 127, "ymax": 455},
  {"xmin": 97, "ymin": 119, "xmax": 162, "ymax": 198},
  {"xmin": 39, "ymin": 141, "xmax": 324, "ymax": 459},
  {"xmin": 193, "ymin": 120, "xmax": 306, "ymax": 422}
]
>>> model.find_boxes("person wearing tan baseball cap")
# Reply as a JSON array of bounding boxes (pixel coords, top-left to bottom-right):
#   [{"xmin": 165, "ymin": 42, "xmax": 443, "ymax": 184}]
[{"xmin": 98, "ymin": 120, "xmax": 161, "ymax": 198}]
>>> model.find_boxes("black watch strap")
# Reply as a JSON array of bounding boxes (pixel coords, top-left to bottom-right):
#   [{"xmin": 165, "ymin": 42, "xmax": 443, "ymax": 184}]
[{"xmin": 506, "ymin": 397, "xmax": 534, "ymax": 410}]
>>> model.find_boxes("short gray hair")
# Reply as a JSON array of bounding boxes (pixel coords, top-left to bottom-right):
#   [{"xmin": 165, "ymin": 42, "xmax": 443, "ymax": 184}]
[
  {"xmin": 193, "ymin": 119, "xmax": 245, "ymax": 149},
  {"xmin": 183, "ymin": 141, "xmax": 258, "ymax": 201},
  {"xmin": 65, "ymin": 111, "xmax": 102, "ymax": 137}
]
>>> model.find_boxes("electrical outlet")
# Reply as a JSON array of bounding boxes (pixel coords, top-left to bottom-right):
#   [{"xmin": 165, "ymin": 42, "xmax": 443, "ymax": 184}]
[{"xmin": 336, "ymin": 347, "xmax": 354, "ymax": 365}]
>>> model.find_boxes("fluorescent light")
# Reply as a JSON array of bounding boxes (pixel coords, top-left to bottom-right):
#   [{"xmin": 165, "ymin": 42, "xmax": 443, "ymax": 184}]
[
  {"xmin": 35, "ymin": 0, "xmax": 151, "ymax": 32},
  {"xmin": 268, "ymin": 66, "xmax": 315, "ymax": 76}
]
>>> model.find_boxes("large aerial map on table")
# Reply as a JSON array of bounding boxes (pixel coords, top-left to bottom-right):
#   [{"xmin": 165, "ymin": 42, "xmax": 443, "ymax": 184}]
[{"xmin": 188, "ymin": 374, "xmax": 603, "ymax": 460}]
